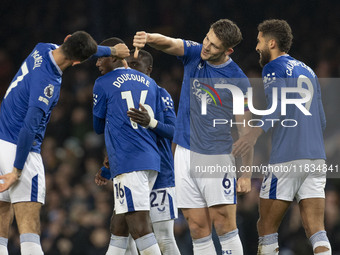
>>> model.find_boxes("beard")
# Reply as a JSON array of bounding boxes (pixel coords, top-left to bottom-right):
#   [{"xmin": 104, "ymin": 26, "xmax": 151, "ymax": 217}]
[{"xmin": 258, "ymin": 48, "xmax": 271, "ymax": 67}]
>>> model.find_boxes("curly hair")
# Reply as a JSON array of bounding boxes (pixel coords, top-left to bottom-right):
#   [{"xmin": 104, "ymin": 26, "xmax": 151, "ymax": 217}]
[{"xmin": 258, "ymin": 19, "xmax": 293, "ymax": 53}]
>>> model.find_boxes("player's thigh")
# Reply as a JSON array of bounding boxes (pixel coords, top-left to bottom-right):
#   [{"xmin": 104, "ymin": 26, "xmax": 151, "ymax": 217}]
[
  {"xmin": 299, "ymin": 198, "xmax": 325, "ymax": 238},
  {"xmin": 114, "ymin": 170, "xmax": 157, "ymax": 214},
  {"xmin": 150, "ymin": 187, "xmax": 178, "ymax": 223},
  {"xmin": 192, "ymin": 151, "xmax": 237, "ymax": 207},
  {"xmin": 0, "ymin": 140, "xmax": 15, "ymax": 203},
  {"xmin": 110, "ymin": 211, "xmax": 129, "ymax": 236},
  {"xmin": 209, "ymin": 204, "xmax": 237, "ymax": 235},
  {"xmin": 174, "ymin": 146, "xmax": 206, "ymax": 208},
  {"xmin": 257, "ymin": 198, "xmax": 291, "ymax": 236},
  {"xmin": 260, "ymin": 160, "xmax": 307, "ymax": 201},
  {"xmin": 10, "ymin": 152, "xmax": 46, "ymax": 204},
  {"xmin": 0, "ymin": 201, "xmax": 13, "ymax": 238},
  {"xmin": 13, "ymin": 201, "xmax": 42, "ymax": 234},
  {"xmin": 181, "ymin": 207, "xmax": 212, "ymax": 239},
  {"xmin": 296, "ymin": 159, "xmax": 326, "ymax": 202}
]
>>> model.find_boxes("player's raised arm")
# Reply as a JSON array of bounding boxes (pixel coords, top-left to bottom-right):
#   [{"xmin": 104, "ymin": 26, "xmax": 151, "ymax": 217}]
[{"xmin": 133, "ymin": 31, "xmax": 184, "ymax": 56}]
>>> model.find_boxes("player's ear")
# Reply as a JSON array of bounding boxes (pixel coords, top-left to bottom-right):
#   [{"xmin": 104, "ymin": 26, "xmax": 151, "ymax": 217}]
[
  {"xmin": 64, "ymin": 34, "xmax": 72, "ymax": 42},
  {"xmin": 147, "ymin": 66, "xmax": 153, "ymax": 76},
  {"xmin": 72, "ymin": 60, "xmax": 81, "ymax": 66},
  {"xmin": 268, "ymin": 39, "xmax": 276, "ymax": 49},
  {"xmin": 225, "ymin": 48, "xmax": 234, "ymax": 56}
]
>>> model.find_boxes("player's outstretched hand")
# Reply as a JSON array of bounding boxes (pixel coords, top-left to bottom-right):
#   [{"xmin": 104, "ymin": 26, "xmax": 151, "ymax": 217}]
[
  {"xmin": 0, "ymin": 171, "xmax": 19, "ymax": 192},
  {"xmin": 236, "ymin": 177, "xmax": 251, "ymax": 194},
  {"xmin": 133, "ymin": 31, "xmax": 147, "ymax": 50},
  {"xmin": 95, "ymin": 169, "xmax": 108, "ymax": 186},
  {"xmin": 127, "ymin": 104, "xmax": 150, "ymax": 127}
]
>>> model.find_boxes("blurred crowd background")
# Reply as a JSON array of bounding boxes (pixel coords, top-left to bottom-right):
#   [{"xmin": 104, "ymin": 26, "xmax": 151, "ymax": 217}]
[{"xmin": 0, "ymin": 0, "xmax": 339, "ymax": 254}]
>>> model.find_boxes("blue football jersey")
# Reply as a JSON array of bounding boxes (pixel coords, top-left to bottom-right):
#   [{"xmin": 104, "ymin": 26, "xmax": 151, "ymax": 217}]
[
  {"xmin": 260, "ymin": 55, "xmax": 326, "ymax": 163},
  {"xmin": 153, "ymin": 87, "xmax": 176, "ymax": 189},
  {"xmin": 0, "ymin": 43, "xmax": 62, "ymax": 153},
  {"xmin": 93, "ymin": 68, "xmax": 163, "ymax": 177},
  {"xmin": 174, "ymin": 40, "xmax": 251, "ymax": 154}
]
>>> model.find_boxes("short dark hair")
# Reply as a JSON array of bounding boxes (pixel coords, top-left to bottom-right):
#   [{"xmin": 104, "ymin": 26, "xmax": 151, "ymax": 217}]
[
  {"xmin": 130, "ymin": 49, "xmax": 153, "ymax": 67},
  {"xmin": 258, "ymin": 19, "xmax": 293, "ymax": 53},
  {"xmin": 60, "ymin": 31, "xmax": 97, "ymax": 62},
  {"xmin": 210, "ymin": 19, "xmax": 242, "ymax": 49},
  {"xmin": 99, "ymin": 37, "xmax": 124, "ymax": 47}
]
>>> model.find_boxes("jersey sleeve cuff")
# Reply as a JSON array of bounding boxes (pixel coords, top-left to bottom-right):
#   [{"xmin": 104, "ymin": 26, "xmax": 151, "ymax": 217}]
[{"xmin": 148, "ymin": 118, "xmax": 158, "ymax": 129}]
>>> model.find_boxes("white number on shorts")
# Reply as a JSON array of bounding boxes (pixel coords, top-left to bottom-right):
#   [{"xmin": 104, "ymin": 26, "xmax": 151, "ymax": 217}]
[
  {"xmin": 121, "ymin": 90, "xmax": 155, "ymax": 129},
  {"xmin": 5, "ymin": 61, "xmax": 29, "ymax": 99}
]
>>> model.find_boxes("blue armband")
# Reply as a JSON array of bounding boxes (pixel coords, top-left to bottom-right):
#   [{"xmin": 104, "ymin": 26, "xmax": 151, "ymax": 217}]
[{"xmin": 100, "ymin": 166, "xmax": 112, "ymax": 180}]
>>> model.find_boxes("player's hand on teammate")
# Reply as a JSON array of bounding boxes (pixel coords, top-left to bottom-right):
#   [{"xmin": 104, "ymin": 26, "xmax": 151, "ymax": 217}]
[
  {"xmin": 95, "ymin": 169, "xmax": 109, "ymax": 186},
  {"xmin": 110, "ymin": 43, "xmax": 130, "ymax": 59},
  {"xmin": 127, "ymin": 104, "xmax": 151, "ymax": 127},
  {"xmin": 0, "ymin": 168, "xmax": 21, "ymax": 192},
  {"xmin": 236, "ymin": 176, "xmax": 251, "ymax": 193},
  {"xmin": 110, "ymin": 43, "xmax": 130, "ymax": 68}
]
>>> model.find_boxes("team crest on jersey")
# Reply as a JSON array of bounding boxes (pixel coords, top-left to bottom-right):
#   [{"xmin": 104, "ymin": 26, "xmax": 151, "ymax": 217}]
[
  {"xmin": 263, "ymin": 72, "xmax": 276, "ymax": 88},
  {"xmin": 44, "ymin": 84, "xmax": 54, "ymax": 98},
  {"xmin": 185, "ymin": 40, "xmax": 199, "ymax": 47}
]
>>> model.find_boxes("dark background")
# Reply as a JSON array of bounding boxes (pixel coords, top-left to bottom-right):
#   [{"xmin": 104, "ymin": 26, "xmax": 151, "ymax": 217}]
[{"xmin": 1, "ymin": 0, "xmax": 340, "ymax": 254}]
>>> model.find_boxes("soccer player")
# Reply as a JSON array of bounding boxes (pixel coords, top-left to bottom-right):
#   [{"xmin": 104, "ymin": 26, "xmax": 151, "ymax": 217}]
[
  {"xmin": 126, "ymin": 49, "xmax": 180, "ymax": 255},
  {"xmin": 95, "ymin": 47, "xmax": 180, "ymax": 255},
  {"xmin": 232, "ymin": 19, "xmax": 331, "ymax": 254},
  {"xmin": 0, "ymin": 31, "xmax": 129, "ymax": 255},
  {"xmin": 92, "ymin": 38, "xmax": 163, "ymax": 255},
  {"xmin": 133, "ymin": 19, "xmax": 253, "ymax": 255}
]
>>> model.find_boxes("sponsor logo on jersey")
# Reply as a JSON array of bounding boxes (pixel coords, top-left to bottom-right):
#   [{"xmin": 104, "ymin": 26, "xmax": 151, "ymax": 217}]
[{"xmin": 38, "ymin": 96, "xmax": 49, "ymax": 105}]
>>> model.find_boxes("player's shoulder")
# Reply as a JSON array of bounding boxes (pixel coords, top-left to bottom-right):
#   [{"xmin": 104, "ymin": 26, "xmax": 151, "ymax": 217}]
[
  {"xmin": 227, "ymin": 59, "xmax": 248, "ymax": 78},
  {"xmin": 183, "ymin": 40, "xmax": 201, "ymax": 49},
  {"xmin": 158, "ymin": 86, "xmax": 171, "ymax": 97},
  {"xmin": 262, "ymin": 56, "xmax": 289, "ymax": 78},
  {"xmin": 34, "ymin": 43, "xmax": 58, "ymax": 53}
]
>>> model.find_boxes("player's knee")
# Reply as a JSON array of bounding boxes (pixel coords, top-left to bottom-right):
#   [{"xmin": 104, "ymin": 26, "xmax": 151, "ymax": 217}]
[
  {"xmin": 188, "ymin": 221, "xmax": 211, "ymax": 239},
  {"xmin": 129, "ymin": 223, "xmax": 153, "ymax": 239}
]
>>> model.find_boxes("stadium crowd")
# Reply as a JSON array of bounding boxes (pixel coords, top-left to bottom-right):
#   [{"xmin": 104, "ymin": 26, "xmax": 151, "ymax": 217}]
[{"xmin": 0, "ymin": 0, "xmax": 340, "ymax": 254}]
